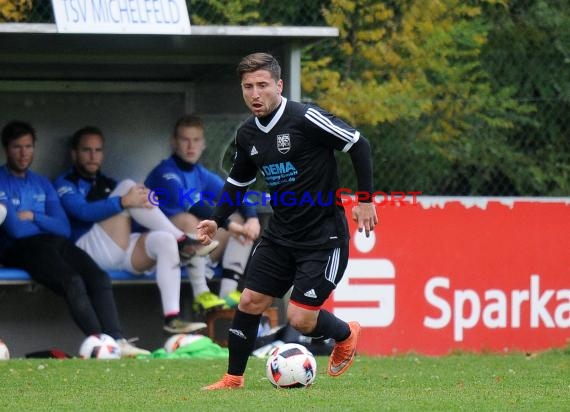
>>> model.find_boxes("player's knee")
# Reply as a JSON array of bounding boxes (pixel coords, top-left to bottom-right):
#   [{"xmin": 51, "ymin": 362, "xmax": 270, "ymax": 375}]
[
  {"xmin": 145, "ymin": 231, "xmax": 178, "ymax": 260},
  {"xmin": 237, "ymin": 289, "xmax": 271, "ymax": 314},
  {"xmin": 113, "ymin": 179, "xmax": 137, "ymax": 196}
]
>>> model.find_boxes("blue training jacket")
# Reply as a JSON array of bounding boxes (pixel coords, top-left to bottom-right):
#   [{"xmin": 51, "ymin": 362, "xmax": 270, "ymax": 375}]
[
  {"xmin": 144, "ymin": 155, "xmax": 257, "ymax": 219},
  {"xmin": 0, "ymin": 165, "xmax": 70, "ymax": 256},
  {"xmin": 53, "ymin": 168, "xmax": 122, "ymax": 241}
]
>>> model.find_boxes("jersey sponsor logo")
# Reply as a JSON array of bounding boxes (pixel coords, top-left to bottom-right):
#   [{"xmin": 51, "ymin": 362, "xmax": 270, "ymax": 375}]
[
  {"xmin": 261, "ymin": 161, "xmax": 298, "ymax": 187},
  {"xmin": 261, "ymin": 162, "xmax": 296, "ymax": 176},
  {"xmin": 276, "ymin": 133, "xmax": 291, "ymax": 154},
  {"xmin": 250, "ymin": 145, "xmax": 258, "ymax": 156}
]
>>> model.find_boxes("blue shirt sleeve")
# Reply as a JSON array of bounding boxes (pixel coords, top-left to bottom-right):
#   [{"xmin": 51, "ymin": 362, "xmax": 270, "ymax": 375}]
[
  {"xmin": 1, "ymin": 175, "xmax": 70, "ymax": 238},
  {"xmin": 33, "ymin": 180, "xmax": 71, "ymax": 237},
  {"xmin": 54, "ymin": 176, "xmax": 122, "ymax": 223},
  {"xmin": 145, "ymin": 164, "xmax": 187, "ymax": 217},
  {"xmin": 1, "ymin": 199, "xmax": 41, "ymax": 238}
]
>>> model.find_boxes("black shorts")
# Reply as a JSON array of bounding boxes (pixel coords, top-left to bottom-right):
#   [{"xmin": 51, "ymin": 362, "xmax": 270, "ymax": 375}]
[{"xmin": 244, "ymin": 237, "xmax": 349, "ymax": 309}]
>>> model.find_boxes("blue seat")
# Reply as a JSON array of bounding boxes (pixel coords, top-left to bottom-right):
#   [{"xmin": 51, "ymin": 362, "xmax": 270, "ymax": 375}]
[
  {"xmin": 0, "ymin": 268, "xmax": 31, "ymax": 282},
  {"xmin": 0, "ymin": 268, "xmax": 187, "ymax": 284},
  {"xmin": 107, "ymin": 270, "xmax": 157, "ymax": 282}
]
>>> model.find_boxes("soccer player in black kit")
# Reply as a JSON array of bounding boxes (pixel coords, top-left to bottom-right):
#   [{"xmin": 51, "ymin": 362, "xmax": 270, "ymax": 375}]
[{"xmin": 199, "ymin": 52, "xmax": 377, "ymax": 389}]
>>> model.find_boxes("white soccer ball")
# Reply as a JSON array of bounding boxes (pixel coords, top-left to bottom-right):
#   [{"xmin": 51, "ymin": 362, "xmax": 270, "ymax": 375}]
[
  {"xmin": 265, "ymin": 343, "xmax": 317, "ymax": 388},
  {"xmin": 0, "ymin": 339, "xmax": 10, "ymax": 360},
  {"xmin": 163, "ymin": 333, "xmax": 203, "ymax": 353},
  {"xmin": 79, "ymin": 334, "xmax": 121, "ymax": 359}
]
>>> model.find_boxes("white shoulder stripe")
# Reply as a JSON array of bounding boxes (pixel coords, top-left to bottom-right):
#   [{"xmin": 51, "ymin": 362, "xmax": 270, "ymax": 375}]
[
  {"xmin": 227, "ymin": 176, "xmax": 256, "ymax": 187},
  {"xmin": 305, "ymin": 108, "xmax": 358, "ymax": 143},
  {"xmin": 342, "ymin": 131, "xmax": 360, "ymax": 152},
  {"xmin": 306, "ymin": 108, "xmax": 355, "ymax": 142}
]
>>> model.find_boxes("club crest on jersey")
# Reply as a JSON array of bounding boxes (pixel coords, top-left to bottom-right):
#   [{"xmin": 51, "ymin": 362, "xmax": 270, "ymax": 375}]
[{"xmin": 276, "ymin": 134, "xmax": 291, "ymax": 154}]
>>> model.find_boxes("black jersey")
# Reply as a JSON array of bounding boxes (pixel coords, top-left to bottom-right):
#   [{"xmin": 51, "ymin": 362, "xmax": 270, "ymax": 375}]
[{"xmin": 228, "ymin": 97, "xmax": 361, "ymax": 249}]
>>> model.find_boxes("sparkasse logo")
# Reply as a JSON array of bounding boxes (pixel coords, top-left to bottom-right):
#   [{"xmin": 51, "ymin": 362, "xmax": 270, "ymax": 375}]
[{"xmin": 424, "ymin": 275, "xmax": 570, "ymax": 341}]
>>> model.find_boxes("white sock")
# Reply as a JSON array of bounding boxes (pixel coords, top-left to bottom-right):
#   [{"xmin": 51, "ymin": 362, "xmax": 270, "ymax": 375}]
[
  {"xmin": 0, "ymin": 203, "xmax": 6, "ymax": 225},
  {"xmin": 222, "ymin": 236, "xmax": 253, "ymax": 274},
  {"xmin": 219, "ymin": 278, "xmax": 239, "ymax": 298},
  {"xmin": 112, "ymin": 179, "xmax": 184, "ymax": 238},
  {"xmin": 218, "ymin": 237, "xmax": 252, "ymax": 297},
  {"xmin": 187, "ymin": 256, "xmax": 210, "ymax": 297},
  {"xmin": 144, "ymin": 230, "xmax": 181, "ymax": 316}
]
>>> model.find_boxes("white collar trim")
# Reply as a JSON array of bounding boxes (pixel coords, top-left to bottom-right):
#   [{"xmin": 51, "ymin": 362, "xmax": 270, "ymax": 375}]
[{"xmin": 254, "ymin": 96, "xmax": 287, "ymax": 134}]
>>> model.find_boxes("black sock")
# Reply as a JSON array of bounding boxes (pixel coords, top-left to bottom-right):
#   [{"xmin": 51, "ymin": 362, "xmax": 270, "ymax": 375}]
[
  {"xmin": 305, "ymin": 309, "xmax": 350, "ymax": 342},
  {"xmin": 227, "ymin": 309, "xmax": 261, "ymax": 376},
  {"xmin": 222, "ymin": 268, "xmax": 241, "ymax": 282}
]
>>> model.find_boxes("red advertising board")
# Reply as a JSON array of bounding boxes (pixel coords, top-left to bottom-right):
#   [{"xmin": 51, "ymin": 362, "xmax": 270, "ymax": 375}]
[{"xmin": 324, "ymin": 197, "xmax": 570, "ymax": 355}]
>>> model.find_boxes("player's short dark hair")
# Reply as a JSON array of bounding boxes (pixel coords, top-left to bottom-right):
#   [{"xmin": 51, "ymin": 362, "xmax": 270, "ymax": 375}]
[
  {"xmin": 1, "ymin": 120, "xmax": 36, "ymax": 148},
  {"xmin": 71, "ymin": 126, "xmax": 104, "ymax": 149},
  {"xmin": 237, "ymin": 53, "xmax": 281, "ymax": 82},
  {"xmin": 173, "ymin": 114, "xmax": 204, "ymax": 137}
]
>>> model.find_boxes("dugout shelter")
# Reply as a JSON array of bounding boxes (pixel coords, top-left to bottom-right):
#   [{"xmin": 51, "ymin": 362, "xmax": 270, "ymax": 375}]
[{"xmin": 0, "ymin": 22, "xmax": 338, "ymax": 357}]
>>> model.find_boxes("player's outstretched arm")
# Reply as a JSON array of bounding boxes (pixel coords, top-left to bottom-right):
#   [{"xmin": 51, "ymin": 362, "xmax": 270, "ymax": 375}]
[
  {"xmin": 351, "ymin": 202, "xmax": 378, "ymax": 238},
  {"xmin": 347, "ymin": 135, "xmax": 377, "ymax": 237}
]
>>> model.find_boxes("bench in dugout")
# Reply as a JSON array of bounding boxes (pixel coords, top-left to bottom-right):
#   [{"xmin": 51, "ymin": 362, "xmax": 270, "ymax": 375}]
[
  {"xmin": 1, "ymin": 266, "xmax": 283, "ymax": 347},
  {"xmin": 0, "ymin": 267, "xmax": 189, "ymax": 285}
]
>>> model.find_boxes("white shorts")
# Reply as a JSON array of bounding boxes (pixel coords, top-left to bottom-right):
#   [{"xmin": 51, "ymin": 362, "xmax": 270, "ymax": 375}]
[
  {"xmin": 0, "ymin": 203, "xmax": 6, "ymax": 225},
  {"xmin": 76, "ymin": 223, "xmax": 143, "ymax": 274}
]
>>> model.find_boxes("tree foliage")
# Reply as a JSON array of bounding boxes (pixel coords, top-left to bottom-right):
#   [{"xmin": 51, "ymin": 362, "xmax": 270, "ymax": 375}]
[
  {"xmin": 188, "ymin": 0, "xmax": 260, "ymax": 25},
  {"xmin": 3, "ymin": 0, "xmax": 568, "ymax": 195},
  {"xmin": 190, "ymin": 0, "xmax": 570, "ymax": 195},
  {"xmin": 0, "ymin": 0, "xmax": 32, "ymax": 22},
  {"xmin": 481, "ymin": 0, "xmax": 570, "ymax": 195},
  {"xmin": 303, "ymin": 0, "xmax": 550, "ymax": 194}
]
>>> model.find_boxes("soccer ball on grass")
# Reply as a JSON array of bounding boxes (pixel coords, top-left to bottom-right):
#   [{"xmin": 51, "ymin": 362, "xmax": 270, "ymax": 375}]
[
  {"xmin": 163, "ymin": 333, "xmax": 203, "ymax": 353},
  {"xmin": 79, "ymin": 334, "xmax": 121, "ymax": 359},
  {"xmin": 265, "ymin": 343, "xmax": 317, "ymax": 388},
  {"xmin": 0, "ymin": 339, "xmax": 10, "ymax": 360}
]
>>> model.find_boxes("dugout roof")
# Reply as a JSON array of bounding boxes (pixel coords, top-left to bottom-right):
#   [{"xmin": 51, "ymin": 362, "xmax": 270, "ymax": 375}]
[{"xmin": 0, "ymin": 24, "xmax": 338, "ymax": 100}]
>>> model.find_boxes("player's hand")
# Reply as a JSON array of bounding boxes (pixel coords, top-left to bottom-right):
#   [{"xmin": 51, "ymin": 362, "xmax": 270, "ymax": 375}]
[
  {"xmin": 228, "ymin": 217, "xmax": 260, "ymax": 244},
  {"xmin": 18, "ymin": 210, "xmax": 34, "ymax": 221},
  {"xmin": 196, "ymin": 219, "xmax": 218, "ymax": 245},
  {"xmin": 227, "ymin": 221, "xmax": 250, "ymax": 245},
  {"xmin": 242, "ymin": 217, "xmax": 261, "ymax": 242},
  {"xmin": 121, "ymin": 184, "xmax": 153, "ymax": 209},
  {"xmin": 352, "ymin": 202, "xmax": 378, "ymax": 237}
]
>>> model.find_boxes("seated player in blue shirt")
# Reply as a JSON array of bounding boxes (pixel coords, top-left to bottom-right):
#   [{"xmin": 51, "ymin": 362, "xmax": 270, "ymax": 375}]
[
  {"xmin": 0, "ymin": 120, "xmax": 149, "ymax": 357},
  {"xmin": 54, "ymin": 126, "xmax": 216, "ymax": 334},
  {"xmin": 145, "ymin": 114, "xmax": 261, "ymax": 313}
]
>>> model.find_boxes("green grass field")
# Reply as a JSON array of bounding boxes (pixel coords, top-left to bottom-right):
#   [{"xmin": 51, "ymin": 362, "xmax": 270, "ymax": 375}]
[{"xmin": 1, "ymin": 350, "xmax": 568, "ymax": 411}]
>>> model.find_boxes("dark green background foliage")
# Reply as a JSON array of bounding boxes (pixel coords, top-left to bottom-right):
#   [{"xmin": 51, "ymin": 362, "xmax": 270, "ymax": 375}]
[{"xmin": 5, "ymin": 0, "xmax": 569, "ymax": 195}]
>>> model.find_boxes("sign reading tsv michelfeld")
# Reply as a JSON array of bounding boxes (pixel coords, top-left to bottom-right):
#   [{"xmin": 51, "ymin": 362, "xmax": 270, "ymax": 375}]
[{"xmin": 51, "ymin": 0, "xmax": 191, "ymax": 34}]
